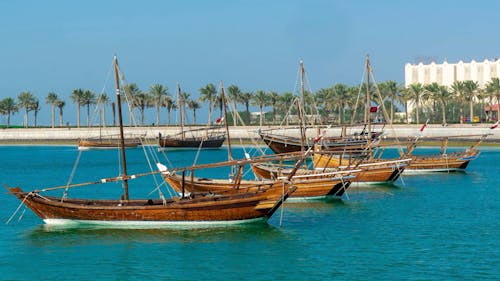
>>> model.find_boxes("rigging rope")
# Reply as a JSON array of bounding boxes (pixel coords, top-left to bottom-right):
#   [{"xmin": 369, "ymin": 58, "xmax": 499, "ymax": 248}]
[{"xmin": 62, "ymin": 150, "xmax": 83, "ymax": 200}]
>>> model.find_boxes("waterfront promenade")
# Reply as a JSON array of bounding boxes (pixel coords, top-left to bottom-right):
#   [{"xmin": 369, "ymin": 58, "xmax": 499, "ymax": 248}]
[{"xmin": 1, "ymin": 124, "xmax": 498, "ymax": 143}]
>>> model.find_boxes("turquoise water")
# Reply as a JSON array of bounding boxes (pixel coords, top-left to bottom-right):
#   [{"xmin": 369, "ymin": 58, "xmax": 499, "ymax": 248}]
[{"xmin": 0, "ymin": 145, "xmax": 498, "ymax": 280}]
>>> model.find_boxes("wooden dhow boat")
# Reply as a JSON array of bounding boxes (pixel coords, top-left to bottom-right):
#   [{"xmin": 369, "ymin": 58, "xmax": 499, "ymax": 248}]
[
  {"xmin": 6, "ymin": 56, "xmax": 294, "ymax": 228},
  {"xmin": 160, "ymin": 152, "xmax": 357, "ymax": 201},
  {"xmin": 258, "ymin": 60, "xmax": 382, "ymax": 154},
  {"xmin": 158, "ymin": 83, "xmax": 226, "ymax": 150},
  {"xmin": 77, "ymin": 135, "xmax": 142, "ymax": 150},
  {"xmin": 404, "ymin": 134, "xmax": 488, "ymax": 174},
  {"xmin": 159, "ymin": 83, "xmax": 357, "ymax": 201},
  {"xmin": 311, "ymin": 150, "xmax": 410, "ymax": 184}
]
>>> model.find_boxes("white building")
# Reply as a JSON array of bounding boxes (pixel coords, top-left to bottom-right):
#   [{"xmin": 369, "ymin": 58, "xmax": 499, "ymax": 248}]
[{"xmin": 405, "ymin": 58, "xmax": 500, "ymax": 87}]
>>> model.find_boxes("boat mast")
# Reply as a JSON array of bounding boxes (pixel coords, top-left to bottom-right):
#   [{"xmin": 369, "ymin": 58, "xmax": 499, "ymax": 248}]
[
  {"xmin": 178, "ymin": 83, "xmax": 185, "ymax": 140},
  {"xmin": 298, "ymin": 59, "xmax": 306, "ymax": 151},
  {"xmin": 365, "ymin": 55, "xmax": 372, "ymax": 152},
  {"xmin": 113, "ymin": 55, "xmax": 129, "ymax": 201},
  {"xmin": 220, "ymin": 81, "xmax": 233, "ymax": 162}
]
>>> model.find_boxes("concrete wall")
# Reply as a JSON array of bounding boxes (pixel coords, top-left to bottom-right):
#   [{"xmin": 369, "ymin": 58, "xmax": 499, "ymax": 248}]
[{"xmin": 1, "ymin": 124, "xmax": 498, "ymax": 142}]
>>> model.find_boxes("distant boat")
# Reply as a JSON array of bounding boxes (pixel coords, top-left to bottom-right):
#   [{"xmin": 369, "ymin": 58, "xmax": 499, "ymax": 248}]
[
  {"xmin": 259, "ymin": 126, "xmax": 381, "ymax": 154},
  {"xmin": 6, "ymin": 56, "xmax": 294, "ymax": 227},
  {"xmin": 158, "ymin": 83, "xmax": 226, "ymax": 150},
  {"xmin": 404, "ymin": 135, "xmax": 486, "ymax": 174},
  {"xmin": 77, "ymin": 135, "xmax": 142, "ymax": 150},
  {"xmin": 259, "ymin": 60, "xmax": 382, "ymax": 154}
]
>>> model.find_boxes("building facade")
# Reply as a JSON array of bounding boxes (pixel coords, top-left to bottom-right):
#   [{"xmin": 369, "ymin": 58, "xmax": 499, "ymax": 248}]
[{"xmin": 405, "ymin": 58, "xmax": 500, "ymax": 87}]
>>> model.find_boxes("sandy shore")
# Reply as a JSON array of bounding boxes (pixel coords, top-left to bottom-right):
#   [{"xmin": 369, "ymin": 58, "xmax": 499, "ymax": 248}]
[{"xmin": 1, "ymin": 124, "xmax": 499, "ymax": 145}]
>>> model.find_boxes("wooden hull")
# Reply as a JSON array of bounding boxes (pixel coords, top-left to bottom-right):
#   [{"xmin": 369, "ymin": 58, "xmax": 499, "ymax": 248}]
[
  {"xmin": 405, "ymin": 152, "xmax": 478, "ymax": 173},
  {"xmin": 7, "ymin": 185, "xmax": 293, "ymax": 227},
  {"xmin": 162, "ymin": 172, "xmax": 351, "ymax": 200},
  {"xmin": 159, "ymin": 135, "xmax": 225, "ymax": 149},
  {"xmin": 253, "ymin": 159, "xmax": 408, "ymax": 185},
  {"xmin": 260, "ymin": 132, "xmax": 371, "ymax": 154},
  {"xmin": 78, "ymin": 139, "xmax": 140, "ymax": 150}
]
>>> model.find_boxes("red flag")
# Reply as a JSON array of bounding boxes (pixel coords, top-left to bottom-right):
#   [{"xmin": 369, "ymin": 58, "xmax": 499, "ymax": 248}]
[
  {"xmin": 215, "ymin": 117, "xmax": 224, "ymax": 124},
  {"xmin": 420, "ymin": 119, "xmax": 429, "ymax": 132},
  {"xmin": 370, "ymin": 106, "xmax": 378, "ymax": 113},
  {"xmin": 490, "ymin": 120, "xmax": 499, "ymax": 129},
  {"xmin": 313, "ymin": 130, "xmax": 327, "ymax": 143}
]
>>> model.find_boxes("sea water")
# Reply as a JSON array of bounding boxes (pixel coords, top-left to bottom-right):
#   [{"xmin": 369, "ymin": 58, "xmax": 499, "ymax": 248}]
[{"xmin": 0, "ymin": 145, "xmax": 498, "ymax": 280}]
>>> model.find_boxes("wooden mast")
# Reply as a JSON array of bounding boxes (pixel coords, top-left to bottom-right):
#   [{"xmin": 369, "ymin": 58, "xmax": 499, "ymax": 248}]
[
  {"xmin": 220, "ymin": 81, "xmax": 233, "ymax": 162},
  {"xmin": 178, "ymin": 83, "xmax": 185, "ymax": 140},
  {"xmin": 113, "ymin": 55, "xmax": 129, "ymax": 201},
  {"xmin": 298, "ymin": 60, "xmax": 306, "ymax": 152},
  {"xmin": 365, "ymin": 55, "xmax": 372, "ymax": 154}
]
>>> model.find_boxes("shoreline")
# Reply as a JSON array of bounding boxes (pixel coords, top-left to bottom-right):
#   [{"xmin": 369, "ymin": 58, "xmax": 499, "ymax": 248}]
[{"xmin": 0, "ymin": 124, "xmax": 499, "ymax": 146}]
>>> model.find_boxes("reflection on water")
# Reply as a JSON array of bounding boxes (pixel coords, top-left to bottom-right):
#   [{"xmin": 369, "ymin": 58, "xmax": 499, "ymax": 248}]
[{"xmin": 26, "ymin": 222, "xmax": 285, "ymax": 247}]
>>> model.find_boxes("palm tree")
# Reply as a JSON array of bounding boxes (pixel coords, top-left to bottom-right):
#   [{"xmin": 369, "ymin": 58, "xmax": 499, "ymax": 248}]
[
  {"xmin": 279, "ymin": 92, "xmax": 295, "ymax": 125},
  {"xmin": 187, "ymin": 99, "xmax": 201, "ymax": 125},
  {"xmin": 463, "ymin": 80, "xmax": 479, "ymax": 122},
  {"xmin": 179, "ymin": 91, "xmax": 190, "ymax": 126},
  {"xmin": 123, "ymin": 83, "xmax": 141, "ymax": 126},
  {"xmin": 227, "ymin": 85, "xmax": 241, "ymax": 126},
  {"xmin": 70, "ymin": 88, "xmax": 85, "ymax": 128},
  {"xmin": 30, "ymin": 99, "xmax": 40, "ymax": 128},
  {"xmin": 424, "ymin": 83, "xmax": 440, "ymax": 123},
  {"xmin": 18, "ymin": 91, "xmax": 36, "ymax": 128},
  {"xmin": 0, "ymin": 97, "xmax": 18, "ymax": 128},
  {"xmin": 96, "ymin": 93, "xmax": 109, "ymax": 127},
  {"xmin": 149, "ymin": 84, "xmax": 168, "ymax": 126},
  {"xmin": 379, "ymin": 81, "xmax": 401, "ymax": 124},
  {"xmin": 485, "ymin": 78, "xmax": 500, "ymax": 121},
  {"xmin": 332, "ymin": 84, "xmax": 349, "ymax": 125},
  {"xmin": 82, "ymin": 90, "xmax": 95, "ymax": 127},
  {"xmin": 435, "ymin": 85, "xmax": 452, "ymax": 125},
  {"xmin": 252, "ymin": 90, "xmax": 269, "ymax": 126},
  {"xmin": 199, "ymin": 83, "xmax": 217, "ymax": 125},
  {"xmin": 56, "ymin": 99, "xmax": 65, "ymax": 127},
  {"xmin": 400, "ymin": 87, "xmax": 413, "ymax": 124},
  {"xmin": 134, "ymin": 91, "xmax": 149, "ymax": 125},
  {"xmin": 451, "ymin": 81, "xmax": 466, "ymax": 124},
  {"xmin": 162, "ymin": 95, "xmax": 176, "ymax": 126},
  {"xmin": 268, "ymin": 91, "xmax": 280, "ymax": 123},
  {"xmin": 239, "ymin": 92, "xmax": 253, "ymax": 124},
  {"xmin": 45, "ymin": 92, "xmax": 59, "ymax": 128},
  {"xmin": 406, "ymin": 83, "xmax": 425, "ymax": 124}
]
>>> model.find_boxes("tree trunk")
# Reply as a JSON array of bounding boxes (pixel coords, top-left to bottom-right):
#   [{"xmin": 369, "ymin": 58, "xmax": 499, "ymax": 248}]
[
  {"xmin": 102, "ymin": 107, "xmax": 107, "ymax": 128},
  {"xmin": 245, "ymin": 102, "xmax": 250, "ymax": 124},
  {"xmin": 24, "ymin": 108, "xmax": 28, "ymax": 128},
  {"xmin": 259, "ymin": 105, "xmax": 263, "ymax": 127},
  {"xmin": 405, "ymin": 101, "xmax": 409, "ymax": 124},
  {"xmin": 77, "ymin": 104, "xmax": 81, "ymax": 128},
  {"xmin": 59, "ymin": 108, "xmax": 63, "ymax": 127},
  {"xmin": 233, "ymin": 101, "xmax": 238, "ymax": 127},
  {"xmin": 156, "ymin": 105, "xmax": 160, "ymax": 127},
  {"xmin": 194, "ymin": 110, "xmax": 197, "ymax": 125},
  {"xmin": 51, "ymin": 105, "xmax": 55, "ymax": 128},
  {"xmin": 459, "ymin": 107, "xmax": 464, "ymax": 124},
  {"xmin": 415, "ymin": 101, "xmax": 420, "ymax": 124},
  {"xmin": 469, "ymin": 100, "xmax": 474, "ymax": 123},
  {"xmin": 7, "ymin": 113, "xmax": 10, "ymax": 128},
  {"xmin": 390, "ymin": 97, "xmax": 394, "ymax": 123},
  {"xmin": 208, "ymin": 101, "xmax": 213, "ymax": 126},
  {"xmin": 441, "ymin": 100, "xmax": 446, "ymax": 125},
  {"xmin": 86, "ymin": 104, "xmax": 90, "ymax": 127}
]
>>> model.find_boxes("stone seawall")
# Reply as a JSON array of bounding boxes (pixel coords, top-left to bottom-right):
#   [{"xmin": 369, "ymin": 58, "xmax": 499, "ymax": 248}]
[{"xmin": 0, "ymin": 124, "xmax": 499, "ymax": 143}]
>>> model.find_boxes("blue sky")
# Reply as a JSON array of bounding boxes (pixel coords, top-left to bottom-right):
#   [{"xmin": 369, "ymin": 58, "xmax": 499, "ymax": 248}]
[{"xmin": 1, "ymin": 0, "xmax": 499, "ymax": 126}]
